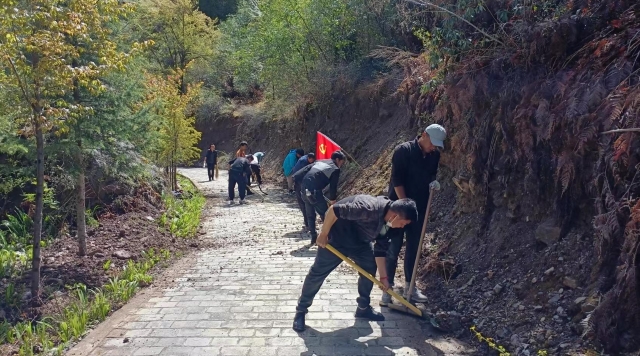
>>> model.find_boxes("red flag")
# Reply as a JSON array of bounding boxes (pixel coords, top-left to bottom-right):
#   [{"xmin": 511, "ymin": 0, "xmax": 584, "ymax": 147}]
[{"xmin": 316, "ymin": 131, "xmax": 341, "ymax": 160}]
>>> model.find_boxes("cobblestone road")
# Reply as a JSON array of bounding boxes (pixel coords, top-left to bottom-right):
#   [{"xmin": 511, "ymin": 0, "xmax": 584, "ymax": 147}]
[{"xmin": 69, "ymin": 168, "xmax": 471, "ymax": 356}]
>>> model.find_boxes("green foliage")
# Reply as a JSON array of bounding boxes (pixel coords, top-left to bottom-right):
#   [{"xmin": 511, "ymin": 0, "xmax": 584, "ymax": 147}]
[
  {"xmin": 3, "ymin": 248, "xmax": 171, "ymax": 353},
  {"xmin": 103, "ymin": 259, "xmax": 112, "ymax": 272},
  {"xmin": 220, "ymin": 0, "xmax": 397, "ymax": 99},
  {"xmin": 104, "ymin": 278, "xmax": 138, "ymax": 304},
  {"xmin": 1, "ymin": 209, "xmax": 32, "ymax": 248},
  {"xmin": 135, "ymin": 0, "xmax": 219, "ymax": 81},
  {"xmin": 160, "ymin": 176, "xmax": 205, "ymax": 238}
]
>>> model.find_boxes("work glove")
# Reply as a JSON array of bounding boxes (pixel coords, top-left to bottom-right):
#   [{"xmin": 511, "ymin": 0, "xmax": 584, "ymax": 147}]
[{"xmin": 429, "ymin": 180, "xmax": 441, "ymax": 191}]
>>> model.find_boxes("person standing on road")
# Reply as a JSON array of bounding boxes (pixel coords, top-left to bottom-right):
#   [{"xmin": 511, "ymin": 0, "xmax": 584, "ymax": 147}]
[
  {"xmin": 292, "ymin": 195, "xmax": 418, "ymax": 332},
  {"xmin": 236, "ymin": 141, "xmax": 249, "ymax": 158},
  {"xmin": 228, "ymin": 154, "xmax": 253, "ymax": 205},
  {"xmin": 203, "ymin": 144, "xmax": 218, "ymax": 181},
  {"xmin": 381, "ymin": 124, "xmax": 446, "ymax": 306},
  {"xmin": 291, "ymin": 153, "xmax": 316, "ymax": 229},
  {"xmin": 283, "ymin": 148, "xmax": 304, "ymax": 194},
  {"xmin": 299, "ymin": 151, "xmax": 345, "ymax": 245}
]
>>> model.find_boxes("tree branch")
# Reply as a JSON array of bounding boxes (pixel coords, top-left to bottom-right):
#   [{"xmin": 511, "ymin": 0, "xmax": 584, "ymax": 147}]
[
  {"xmin": 601, "ymin": 128, "xmax": 640, "ymax": 135},
  {"xmin": 403, "ymin": 0, "xmax": 505, "ymax": 46}
]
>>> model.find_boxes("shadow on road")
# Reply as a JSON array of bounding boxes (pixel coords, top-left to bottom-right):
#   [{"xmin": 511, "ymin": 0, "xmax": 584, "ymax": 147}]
[
  {"xmin": 289, "ymin": 244, "xmax": 318, "ymax": 258},
  {"xmin": 296, "ymin": 322, "xmax": 446, "ymax": 356}
]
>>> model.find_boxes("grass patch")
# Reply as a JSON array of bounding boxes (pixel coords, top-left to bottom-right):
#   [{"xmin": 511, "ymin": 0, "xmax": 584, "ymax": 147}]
[
  {"xmin": 160, "ymin": 174, "xmax": 205, "ymax": 238},
  {"xmin": 0, "ymin": 248, "xmax": 171, "ymax": 355}
]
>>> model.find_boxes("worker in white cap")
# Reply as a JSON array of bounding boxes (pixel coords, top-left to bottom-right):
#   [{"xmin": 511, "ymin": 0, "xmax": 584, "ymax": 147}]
[{"xmin": 380, "ymin": 124, "xmax": 446, "ymax": 306}]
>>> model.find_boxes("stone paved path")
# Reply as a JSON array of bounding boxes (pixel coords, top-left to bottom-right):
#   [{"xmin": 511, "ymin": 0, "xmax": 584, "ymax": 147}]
[{"xmin": 69, "ymin": 168, "xmax": 471, "ymax": 356}]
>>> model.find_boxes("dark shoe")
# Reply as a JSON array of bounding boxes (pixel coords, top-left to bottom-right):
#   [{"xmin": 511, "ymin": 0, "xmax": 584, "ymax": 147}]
[
  {"xmin": 292, "ymin": 312, "xmax": 306, "ymax": 332},
  {"xmin": 354, "ymin": 306, "xmax": 385, "ymax": 321}
]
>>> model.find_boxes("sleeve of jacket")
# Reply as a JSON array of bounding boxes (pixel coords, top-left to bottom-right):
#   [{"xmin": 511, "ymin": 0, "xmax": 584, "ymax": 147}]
[
  {"xmin": 333, "ymin": 198, "xmax": 372, "ymax": 221},
  {"xmin": 390, "ymin": 145, "xmax": 408, "ymax": 188},
  {"xmin": 430, "ymin": 152, "xmax": 441, "ymax": 182},
  {"xmin": 327, "ymin": 169, "xmax": 340, "ymax": 200},
  {"xmin": 292, "ymin": 164, "xmax": 313, "ymax": 184},
  {"xmin": 229, "ymin": 158, "xmax": 237, "ymax": 166},
  {"xmin": 373, "ymin": 236, "xmax": 390, "ymax": 258},
  {"xmin": 244, "ymin": 161, "xmax": 252, "ymax": 177},
  {"xmin": 212, "ymin": 151, "xmax": 218, "ymax": 165}
]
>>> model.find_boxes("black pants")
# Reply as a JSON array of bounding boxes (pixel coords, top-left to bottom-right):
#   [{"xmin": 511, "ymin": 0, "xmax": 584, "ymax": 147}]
[
  {"xmin": 206, "ymin": 164, "xmax": 217, "ymax": 180},
  {"xmin": 228, "ymin": 172, "xmax": 247, "ymax": 200},
  {"xmin": 386, "ymin": 213, "xmax": 425, "ymax": 287},
  {"xmin": 250, "ymin": 165, "xmax": 262, "ymax": 185},
  {"xmin": 294, "ymin": 183, "xmax": 308, "ymax": 227},
  {"xmin": 301, "ymin": 189, "xmax": 328, "ymax": 237},
  {"xmin": 296, "ymin": 243, "xmax": 376, "ymax": 313}
]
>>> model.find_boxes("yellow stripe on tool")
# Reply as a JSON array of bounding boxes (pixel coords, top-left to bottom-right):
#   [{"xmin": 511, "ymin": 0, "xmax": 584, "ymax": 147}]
[{"xmin": 325, "ymin": 243, "xmax": 422, "ymax": 316}]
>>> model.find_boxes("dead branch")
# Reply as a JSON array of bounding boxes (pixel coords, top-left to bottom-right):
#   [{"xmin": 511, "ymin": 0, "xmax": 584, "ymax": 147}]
[
  {"xmin": 403, "ymin": 0, "xmax": 505, "ymax": 46},
  {"xmin": 601, "ymin": 128, "xmax": 640, "ymax": 135}
]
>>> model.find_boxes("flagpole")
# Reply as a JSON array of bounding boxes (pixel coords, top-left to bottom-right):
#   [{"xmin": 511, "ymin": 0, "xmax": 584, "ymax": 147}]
[
  {"xmin": 317, "ymin": 131, "xmax": 362, "ymax": 169},
  {"xmin": 340, "ymin": 149, "xmax": 362, "ymax": 169}
]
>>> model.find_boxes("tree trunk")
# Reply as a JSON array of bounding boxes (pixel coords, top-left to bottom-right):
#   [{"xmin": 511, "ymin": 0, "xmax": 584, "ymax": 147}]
[
  {"xmin": 31, "ymin": 119, "xmax": 44, "ymax": 298},
  {"xmin": 76, "ymin": 140, "xmax": 87, "ymax": 256}
]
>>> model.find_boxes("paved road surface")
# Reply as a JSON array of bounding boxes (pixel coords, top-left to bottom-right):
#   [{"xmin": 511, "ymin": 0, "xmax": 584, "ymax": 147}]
[{"xmin": 68, "ymin": 168, "xmax": 471, "ymax": 356}]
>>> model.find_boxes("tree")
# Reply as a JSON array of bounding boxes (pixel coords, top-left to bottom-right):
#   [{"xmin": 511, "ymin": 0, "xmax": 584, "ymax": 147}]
[
  {"xmin": 145, "ymin": 72, "xmax": 202, "ymax": 190},
  {"xmin": 0, "ymin": 0, "xmax": 138, "ymax": 296},
  {"xmin": 136, "ymin": 0, "xmax": 219, "ymax": 93}
]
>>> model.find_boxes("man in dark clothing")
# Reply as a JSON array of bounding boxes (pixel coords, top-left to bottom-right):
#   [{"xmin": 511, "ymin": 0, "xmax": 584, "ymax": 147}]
[
  {"xmin": 203, "ymin": 144, "xmax": 218, "ymax": 181},
  {"xmin": 292, "ymin": 195, "xmax": 418, "ymax": 332},
  {"xmin": 381, "ymin": 124, "xmax": 446, "ymax": 306},
  {"xmin": 228, "ymin": 155, "xmax": 253, "ymax": 205},
  {"xmin": 291, "ymin": 153, "xmax": 316, "ymax": 229},
  {"xmin": 298, "ymin": 151, "xmax": 345, "ymax": 244}
]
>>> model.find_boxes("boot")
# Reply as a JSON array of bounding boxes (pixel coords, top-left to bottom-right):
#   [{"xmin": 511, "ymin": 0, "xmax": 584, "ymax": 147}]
[
  {"xmin": 292, "ymin": 312, "xmax": 306, "ymax": 332},
  {"xmin": 354, "ymin": 306, "xmax": 385, "ymax": 321}
]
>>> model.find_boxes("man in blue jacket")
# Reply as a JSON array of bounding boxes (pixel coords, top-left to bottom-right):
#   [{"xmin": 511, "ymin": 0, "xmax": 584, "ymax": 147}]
[
  {"xmin": 283, "ymin": 148, "xmax": 304, "ymax": 194},
  {"xmin": 291, "ymin": 153, "xmax": 316, "ymax": 228}
]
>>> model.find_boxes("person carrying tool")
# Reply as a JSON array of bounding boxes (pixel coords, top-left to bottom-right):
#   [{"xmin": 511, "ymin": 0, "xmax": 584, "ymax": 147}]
[
  {"xmin": 228, "ymin": 154, "xmax": 253, "ymax": 205},
  {"xmin": 283, "ymin": 148, "xmax": 304, "ymax": 194},
  {"xmin": 246, "ymin": 154, "xmax": 263, "ymax": 185},
  {"xmin": 291, "ymin": 153, "xmax": 316, "ymax": 229},
  {"xmin": 299, "ymin": 151, "xmax": 345, "ymax": 245},
  {"xmin": 381, "ymin": 124, "xmax": 446, "ymax": 306},
  {"xmin": 203, "ymin": 144, "xmax": 218, "ymax": 181},
  {"xmin": 292, "ymin": 195, "xmax": 418, "ymax": 332}
]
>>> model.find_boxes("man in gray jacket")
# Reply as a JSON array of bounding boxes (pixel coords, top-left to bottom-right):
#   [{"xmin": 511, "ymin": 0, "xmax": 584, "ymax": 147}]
[
  {"xmin": 292, "ymin": 195, "xmax": 418, "ymax": 332},
  {"xmin": 295, "ymin": 151, "xmax": 346, "ymax": 244}
]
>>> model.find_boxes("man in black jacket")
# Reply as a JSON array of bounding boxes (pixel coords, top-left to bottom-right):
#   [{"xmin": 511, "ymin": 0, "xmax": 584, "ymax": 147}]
[
  {"xmin": 381, "ymin": 124, "xmax": 446, "ymax": 306},
  {"xmin": 228, "ymin": 155, "xmax": 253, "ymax": 205},
  {"xmin": 203, "ymin": 144, "xmax": 218, "ymax": 181},
  {"xmin": 292, "ymin": 195, "xmax": 418, "ymax": 332},
  {"xmin": 297, "ymin": 151, "xmax": 345, "ymax": 244}
]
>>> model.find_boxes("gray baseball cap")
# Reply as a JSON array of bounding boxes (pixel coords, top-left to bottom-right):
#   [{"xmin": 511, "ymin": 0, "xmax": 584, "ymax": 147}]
[{"xmin": 425, "ymin": 124, "xmax": 446, "ymax": 149}]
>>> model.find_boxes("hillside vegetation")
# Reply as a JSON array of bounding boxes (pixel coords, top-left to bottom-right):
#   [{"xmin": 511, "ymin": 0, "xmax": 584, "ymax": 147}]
[{"xmin": 1, "ymin": 0, "xmax": 639, "ymax": 354}]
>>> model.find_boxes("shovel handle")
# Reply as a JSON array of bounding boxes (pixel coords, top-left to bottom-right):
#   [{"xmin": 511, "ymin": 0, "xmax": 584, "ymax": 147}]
[{"xmin": 325, "ymin": 244, "xmax": 422, "ymax": 317}]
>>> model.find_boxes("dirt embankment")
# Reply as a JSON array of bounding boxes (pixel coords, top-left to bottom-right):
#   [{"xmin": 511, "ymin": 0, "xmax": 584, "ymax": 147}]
[{"xmin": 206, "ymin": 6, "xmax": 640, "ymax": 355}]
